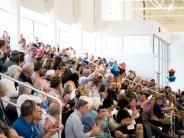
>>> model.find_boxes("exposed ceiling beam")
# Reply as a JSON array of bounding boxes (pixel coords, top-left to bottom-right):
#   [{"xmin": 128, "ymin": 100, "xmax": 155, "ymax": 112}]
[
  {"xmin": 120, "ymin": 0, "xmax": 144, "ymax": 1},
  {"xmin": 143, "ymin": 14, "xmax": 184, "ymax": 17},
  {"xmin": 134, "ymin": 6, "xmax": 184, "ymax": 10},
  {"xmin": 160, "ymin": 0, "xmax": 164, "ymax": 7},
  {"xmin": 153, "ymin": 0, "xmax": 160, "ymax": 6},
  {"xmin": 120, "ymin": 0, "xmax": 183, "ymax": 2},
  {"xmin": 119, "ymin": 0, "xmax": 172, "ymax": 1},
  {"xmin": 148, "ymin": 0, "xmax": 158, "ymax": 7},
  {"xmin": 172, "ymin": 0, "xmax": 175, "ymax": 4}
]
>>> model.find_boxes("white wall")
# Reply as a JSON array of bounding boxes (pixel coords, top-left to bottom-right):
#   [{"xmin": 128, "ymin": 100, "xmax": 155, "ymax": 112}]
[
  {"xmin": 81, "ymin": 0, "xmax": 95, "ymax": 32},
  {"xmin": 101, "ymin": 21, "xmax": 171, "ymax": 81},
  {"xmin": 102, "ymin": 20, "xmax": 171, "ymax": 43},
  {"xmin": 20, "ymin": 0, "xmax": 45, "ymax": 13},
  {"xmin": 123, "ymin": 55, "xmax": 155, "ymax": 79},
  {"xmin": 122, "ymin": 35, "xmax": 155, "ymax": 79},
  {"xmin": 57, "ymin": 0, "xmax": 74, "ymax": 24},
  {"xmin": 169, "ymin": 32, "xmax": 184, "ymax": 90}
]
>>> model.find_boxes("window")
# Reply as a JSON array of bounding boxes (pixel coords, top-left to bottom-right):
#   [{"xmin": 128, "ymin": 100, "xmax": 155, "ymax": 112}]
[
  {"xmin": 20, "ymin": 18, "xmax": 33, "ymax": 42},
  {"xmin": 153, "ymin": 37, "xmax": 159, "ymax": 56},
  {"xmin": 57, "ymin": 23, "xmax": 82, "ymax": 56},
  {"xmin": 82, "ymin": 31, "xmax": 95, "ymax": 56},
  {"xmin": 153, "ymin": 35, "xmax": 169, "ymax": 87},
  {"xmin": 20, "ymin": 7, "xmax": 48, "ymax": 43},
  {"xmin": 34, "ymin": 22, "xmax": 48, "ymax": 43},
  {"xmin": 0, "ymin": 10, "xmax": 10, "ymax": 34},
  {"xmin": 94, "ymin": 34, "xmax": 102, "ymax": 58}
]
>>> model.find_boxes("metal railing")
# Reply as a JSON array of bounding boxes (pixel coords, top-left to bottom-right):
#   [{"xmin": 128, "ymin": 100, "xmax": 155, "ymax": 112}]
[
  {"xmin": 124, "ymin": 78, "xmax": 177, "ymax": 136},
  {"xmin": 124, "ymin": 78, "xmax": 159, "ymax": 94},
  {"xmin": 0, "ymin": 72, "xmax": 62, "ymax": 137},
  {"xmin": 1, "ymin": 98, "xmax": 20, "ymax": 108}
]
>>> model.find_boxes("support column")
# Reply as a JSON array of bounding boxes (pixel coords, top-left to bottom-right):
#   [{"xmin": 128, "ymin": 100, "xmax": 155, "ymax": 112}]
[
  {"xmin": 124, "ymin": 1, "xmax": 134, "ymax": 20},
  {"xmin": 46, "ymin": 0, "xmax": 58, "ymax": 46},
  {"xmin": 9, "ymin": 0, "xmax": 20, "ymax": 50}
]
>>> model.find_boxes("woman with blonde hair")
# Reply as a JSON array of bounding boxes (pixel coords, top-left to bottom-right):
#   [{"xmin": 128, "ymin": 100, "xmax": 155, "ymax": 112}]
[{"xmin": 1, "ymin": 65, "xmax": 21, "ymax": 98}]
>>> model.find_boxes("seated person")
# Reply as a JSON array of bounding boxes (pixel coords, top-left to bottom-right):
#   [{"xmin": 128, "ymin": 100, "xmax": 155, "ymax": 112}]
[
  {"xmin": 0, "ymin": 117, "xmax": 23, "ymax": 138},
  {"xmin": 115, "ymin": 98, "xmax": 139, "ymax": 138},
  {"xmin": 12, "ymin": 100, "xmax": 60, "ymax": 138}
]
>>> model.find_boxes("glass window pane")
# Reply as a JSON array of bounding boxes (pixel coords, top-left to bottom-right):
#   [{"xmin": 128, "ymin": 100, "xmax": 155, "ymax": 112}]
[
  {"xmin": 163, "ymin": 60, "xmax": 165, "ymax": 86},
  {"xmin": 153, "ymin": 36, "xmax": 169, "ymax": 86},
  {"xmin": 59, "ymin": 30, "xmax": 81, "ymax": 56},
  {"xmin": 154, "ymin": 57, "xmax": 159, "ymax": 72},
  {"xmin": 34, "ymin": 22, "xmax": 48, "ymax": 43},
  {"xmin": 94, "ymin": 35, "xmax": 102, "ymax": 57},
  {"xmin": 0, "ymin": 10, "xmax": 10, "ymax": 33},
  {"xmin": 82, "ymin": 31, "xmax": 95, "ymax": 56},
  {"xmin": 154, "ymin": 37, "xmax": 159, "ymax": 56},
  {"xmin": 20, "ymin": 18, "xmax": 33, "ymax": 42},
  {"xmin": 159, "ymin": 40, "xmax": 163, "ymax": 58}
]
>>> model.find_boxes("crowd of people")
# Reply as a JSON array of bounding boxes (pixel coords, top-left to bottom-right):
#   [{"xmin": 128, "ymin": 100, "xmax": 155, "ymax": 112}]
[{"xmin": 0, "ymin": 31, "xmax": 184, "ymax": 138}]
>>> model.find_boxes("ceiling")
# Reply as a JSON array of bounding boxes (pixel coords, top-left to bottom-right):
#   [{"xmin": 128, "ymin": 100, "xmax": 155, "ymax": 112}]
[{"xmin": 129, "ymin": 0, "xmax": 184, "ymax": 31}]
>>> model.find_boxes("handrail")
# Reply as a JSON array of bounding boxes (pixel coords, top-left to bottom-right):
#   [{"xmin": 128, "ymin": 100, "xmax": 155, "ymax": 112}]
[
  {"xmin": 124, "ymin": 78, "xmax": 159, "ymax": 94},
  {"xmin": 0, "ymin": 73, "xmax": 62, "ymax": 106},
  {"xmin": 1, "ymin": 99, "xmax": 20, "ymax": 108},
  {"xmin": 0, "ymin": 73, "xmax": 62, "ymax": 137}
]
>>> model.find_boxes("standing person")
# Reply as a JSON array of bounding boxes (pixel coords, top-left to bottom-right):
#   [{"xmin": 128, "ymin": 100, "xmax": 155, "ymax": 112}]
[
  {"xmin": 1, "ymin": 31, "xmax": 10, "ymax": 48},
  {"xmin": 0, "ymin": 40, "xmax": 6, "ymax": 72}
]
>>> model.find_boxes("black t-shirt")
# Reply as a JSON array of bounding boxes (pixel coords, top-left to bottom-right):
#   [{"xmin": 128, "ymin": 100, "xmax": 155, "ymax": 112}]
[{"xmin": 116, "ymin": 108, "xmax": 135, "ymax": 134}]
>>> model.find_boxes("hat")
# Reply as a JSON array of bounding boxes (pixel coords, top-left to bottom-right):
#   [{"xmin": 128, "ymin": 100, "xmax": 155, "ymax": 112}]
[{"xmin": 37, "ymin": 48, "xmax": 44, "ymax": 55}]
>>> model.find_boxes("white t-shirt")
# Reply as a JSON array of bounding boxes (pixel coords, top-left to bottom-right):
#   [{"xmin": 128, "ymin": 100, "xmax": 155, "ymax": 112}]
[{"xmin": 127, "ymin": 109, "xmax": 140, "ymax": 130}]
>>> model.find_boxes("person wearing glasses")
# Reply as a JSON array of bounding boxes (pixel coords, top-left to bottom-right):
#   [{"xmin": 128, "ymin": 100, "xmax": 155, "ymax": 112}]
[{"xmin": 12, "ymin": 100, "xmax": 61, "ymax": 138}]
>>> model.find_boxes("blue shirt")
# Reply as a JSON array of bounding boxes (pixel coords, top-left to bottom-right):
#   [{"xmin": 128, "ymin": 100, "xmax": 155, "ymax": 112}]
[
  {"xmin": 153, "ymin": 103, "xmax": 164, "ymax": 119},
  {"xmin": 11, "ymin": 116, "xmax": 37, "ymax": 138},
  {"xmin": 33, "ymin": 92, "xmax": 49, "ymax": 111},
  {"xmin": 81, "ymin": 113, "xmax": 95, "ymax": 133}
]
